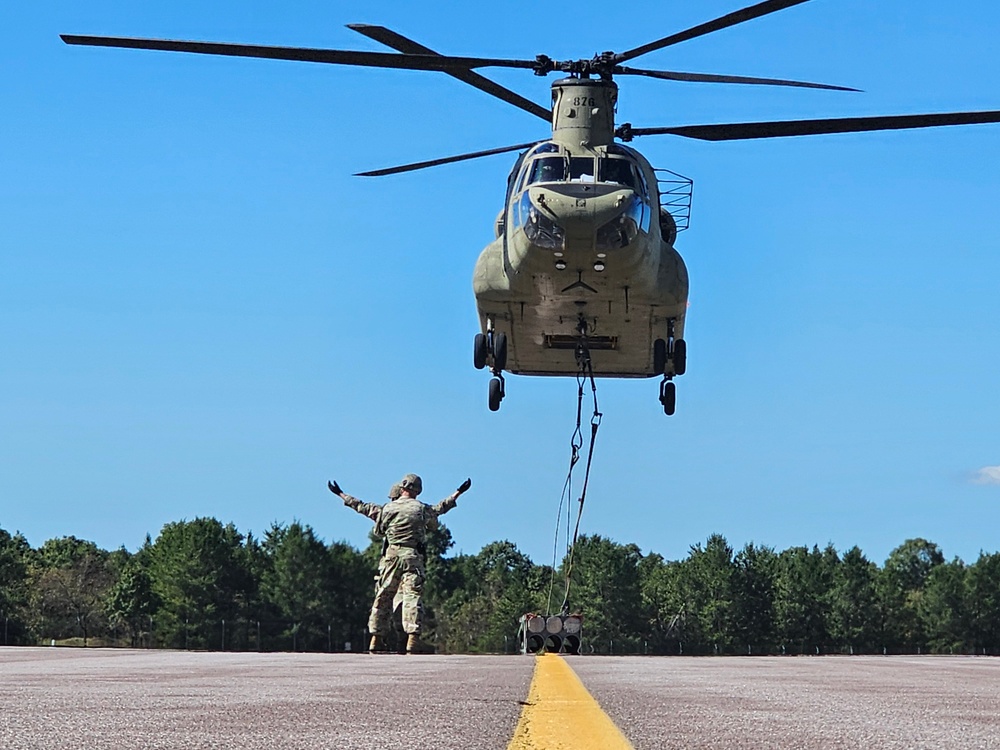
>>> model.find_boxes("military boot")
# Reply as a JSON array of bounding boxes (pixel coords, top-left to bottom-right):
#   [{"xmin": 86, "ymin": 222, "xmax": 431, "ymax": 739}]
[
  {"xmin": 406, "ymin": 634, "xmax": 432, "ymax": 654},
  {"xmin": 368, "ymin": 634, "xmax": 383, "ymax": 654}
]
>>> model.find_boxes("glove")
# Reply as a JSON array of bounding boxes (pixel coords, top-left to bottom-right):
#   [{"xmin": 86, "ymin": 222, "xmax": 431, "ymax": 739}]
[
  {"xmin": 456, "ymin": 478, "xmax": 472, "ymax": 495},
  {"xmin": 327, "ymin": 480, "xmax": 342, "ymax": 496}
]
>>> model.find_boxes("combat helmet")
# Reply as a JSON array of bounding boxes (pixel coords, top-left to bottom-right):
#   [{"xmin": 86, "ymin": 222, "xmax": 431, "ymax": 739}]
[
  {"xmin": 399, "ymin": 473, "xmax": 423, "ymax": 496},
  {"xmin": 387, "ymin": 483, "xmax": 402, "ymax": 500}
]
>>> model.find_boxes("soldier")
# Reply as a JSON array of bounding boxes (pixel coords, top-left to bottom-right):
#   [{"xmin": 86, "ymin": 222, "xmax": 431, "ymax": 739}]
[{"xmin": 328, "ymin": 473, "xmax": 472, "ymax": 654}]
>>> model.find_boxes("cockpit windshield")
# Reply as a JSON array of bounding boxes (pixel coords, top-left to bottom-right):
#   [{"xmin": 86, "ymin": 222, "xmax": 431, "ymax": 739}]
[
  {"xmin": 524, "ymin": 156, "xmax": 597, "ymax": 187},
  {"xmin": 568, "ymin": 157, "xmax": 595, "ymax": 182},
  {"xmin": 598, "ymin": 158, "xmax": 637, "ymax": 190},
  {"xmin": 528, "ymin": 157, "xmax": 564, "ymax": 184},
  {"xmin": 521, "ymin": 152, "xmax": 646, "ymax": 194}
]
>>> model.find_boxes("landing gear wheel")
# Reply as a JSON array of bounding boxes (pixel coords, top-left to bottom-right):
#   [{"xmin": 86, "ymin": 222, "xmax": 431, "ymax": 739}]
[
  {"xmin": 492, "ymin": 332, "xmax": 508, "ymax": 371},
  {"xmin": 474, "ymin": 333, "xmax": 488, "ymax": 370},
  {"xmin": 488, "ymin": 377, "xmax": 503, "ymax": 412},
  {"xmin": 672, "ymin": 339, "xmax": 687, "ymax": 376},
  {"xmin": 659, "ymin": 381, "xmax": 676, "ymax": 416},
  {"xmin": 653, "ymin": 338, "xmax": 667, "ymax": 374}
]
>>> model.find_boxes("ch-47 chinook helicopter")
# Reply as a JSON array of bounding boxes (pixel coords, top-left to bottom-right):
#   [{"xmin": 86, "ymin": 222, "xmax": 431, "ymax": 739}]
[{"xmin": 63, "ymin": 0, "xmax": 1000, "ymax": 414}]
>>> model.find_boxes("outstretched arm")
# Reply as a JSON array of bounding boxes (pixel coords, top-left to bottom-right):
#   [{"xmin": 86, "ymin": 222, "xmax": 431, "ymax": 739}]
[
  {"xmin": 431, "ymin": 478, "xmax": 472, "ymax": 516},
  {"xmin": 328, "ymin": 479, "xmax": 382, "ymax": 521}
]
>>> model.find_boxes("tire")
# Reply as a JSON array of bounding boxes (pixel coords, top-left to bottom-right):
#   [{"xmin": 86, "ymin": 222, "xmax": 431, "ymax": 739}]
[
  {"xmin": 473, "ymin": 333, "xmax": 488, "ymax": 370},
  {"xmin": 488, "ymin": 377, "xmax": 503, "ymax": 412},
  {"xmin": 672, "ymin": 338, "xmax": 687, "ymax": 376},
  {"xmin": 660, "ymin": 381, "xmax": 676, "ymax": 416},
  {"xmin": 493, "ymin": 331, "xmax": 508, "ymax": 371},
  {"xmin": 653, "ymin": 338, "xmax": 667, "ymax": 374}
]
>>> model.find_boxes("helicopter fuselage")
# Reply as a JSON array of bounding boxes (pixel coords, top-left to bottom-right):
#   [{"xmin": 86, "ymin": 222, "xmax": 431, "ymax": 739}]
[{"xmin": 473, "ymin": 79, "xmax": 689, "ymax": 377}]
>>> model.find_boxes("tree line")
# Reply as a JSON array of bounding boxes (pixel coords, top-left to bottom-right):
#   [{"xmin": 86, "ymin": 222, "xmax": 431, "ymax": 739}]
[{"xmin": 1, "ymin": 521, "xmax": 998, "ymax": 655}]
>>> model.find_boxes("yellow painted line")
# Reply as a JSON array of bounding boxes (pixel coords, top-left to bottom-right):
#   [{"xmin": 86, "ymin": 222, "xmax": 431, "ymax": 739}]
[{"xmin": 507, "ymin": 653, "xmax": 635, "ymax": 750}]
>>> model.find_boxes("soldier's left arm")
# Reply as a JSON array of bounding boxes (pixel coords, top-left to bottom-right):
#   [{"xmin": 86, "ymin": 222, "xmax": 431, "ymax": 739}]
[{"xmin": 429, "ymin": 478, "xmax": 471, "ymax": 517}]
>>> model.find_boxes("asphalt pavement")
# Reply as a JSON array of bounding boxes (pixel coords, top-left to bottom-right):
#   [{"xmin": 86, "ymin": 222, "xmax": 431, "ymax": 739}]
[
  {"xmin": 2, "ymin": 648, "xmax": 999, "ymax": 749},
  {"xmin": 574, "ymin": 655, "xmax": 1000, "ymax": 749},
  {"xmin": 0, "ymin": 648, "xmax": 531, "ymax": 750}
]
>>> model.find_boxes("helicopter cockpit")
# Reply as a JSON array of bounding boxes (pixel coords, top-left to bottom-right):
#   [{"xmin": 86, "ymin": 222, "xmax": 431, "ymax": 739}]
[
  {"xmin": 510, "ymin": 143, "xmax": 652, "ymax": 250},
  {"xmin": 514, "ymin": 143, "xmax": 649, "ymax": 196}
]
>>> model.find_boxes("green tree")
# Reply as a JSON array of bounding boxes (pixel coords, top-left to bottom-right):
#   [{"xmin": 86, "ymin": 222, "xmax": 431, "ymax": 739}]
[
  {"xmin": 30, "ymin": 537, "xmax": 114, "ymax": 645},
  {"xmin": 148, "ymin": 518, "xmax": 251, "ymax": 649},
  {"xmin": 327, "ymin": 541, "xmax": 372, "ymax": 651},
  {"xmin": 106, "ymin": 545, "xmax": 159, "ymax": 648},
  {"xmin": 918, "ymin": 558, "xmax": 969, "ymax": 653},
  {"xmin": 0, "ymin": 528, "xmax": 31, "ymax": 644},
  {"xmin": 564, "ymin": 535, "xmax": 644, "ymax": 654},
  {"xmin": 638, "ymin": 552, "xmax": 686, "ymax": 653},
  {"xmin": 830, "ymin": 546, "xmax": 879, "ymax": 653},
  {"xmin": 439, "ymin": 541, "xmax": 547, "ymax": 653},
  {"xmin": 966, "ymin": 552, "xmax": 1000, "ymax": 654},
  {"xmin": 261, "ymin": 522, "xmax": 331, "ymax": 651},
  {"xmin": 879, "ymin": 538, "xmax": 944, "ymax": 651},
  {"xmin": 774, "ymin": 544, "xmax": 838, "ymax": 653},
  {"xmin": 732, "ymin": 542, "xmax": 778, "ymax": 653},
  {"xmin": 678, "ymin": 534, "xmax": 737, "ymax": 653}
]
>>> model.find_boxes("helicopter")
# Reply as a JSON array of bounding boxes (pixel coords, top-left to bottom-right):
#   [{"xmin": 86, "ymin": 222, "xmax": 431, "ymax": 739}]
[{"xmin": 62, "ymin": 0, "xmax": 1000, "ymax": 415}]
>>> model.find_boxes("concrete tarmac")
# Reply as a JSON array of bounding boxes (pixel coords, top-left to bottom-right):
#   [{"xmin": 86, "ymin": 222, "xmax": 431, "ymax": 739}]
[
  {"xmin": 3, "ymin": 648, "xmax": 999, "ymax": 749},
  {"xmin": 574, "ymin": 655, "xmax": 1000, "ymax": 749},
  {"xmin": 0, "ymin": 648, "xmax": 531, "ymax": 750}
]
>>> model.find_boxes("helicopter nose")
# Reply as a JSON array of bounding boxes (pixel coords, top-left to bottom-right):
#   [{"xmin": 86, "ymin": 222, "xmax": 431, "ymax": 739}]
[
  {"xmin": 595, "ymin": 193, "xmax": 645, "ymax": 251},
  {"xmin": 523, "ymin": 201, "xmax": 566, "ymax": 251}
]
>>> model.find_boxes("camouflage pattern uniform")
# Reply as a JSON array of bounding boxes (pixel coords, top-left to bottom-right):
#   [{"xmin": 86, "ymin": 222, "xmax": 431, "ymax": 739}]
[{"xmin": 342, "ymin": 489, "xmax": 459, "ymax": 636}]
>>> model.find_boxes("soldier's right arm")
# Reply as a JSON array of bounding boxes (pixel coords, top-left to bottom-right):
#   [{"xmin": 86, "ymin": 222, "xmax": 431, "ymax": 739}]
[{"xmin": 341, "ymin": 494, "xmax": 383, "ymax": 522}]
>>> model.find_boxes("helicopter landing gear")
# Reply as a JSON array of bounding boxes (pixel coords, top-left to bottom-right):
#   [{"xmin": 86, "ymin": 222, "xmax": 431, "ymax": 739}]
[
  {"xmin": 673, "ymin": 338, "xmax": 687, "ymax": 376},
  {"xmin": 488, "ymin": 376, "xmax": 505, "ymax": 412},
  {"xmin": 476, "ymin": 321, "xmax": 507, "ymax": 411},
  {"xmin": 493, "ymin": 331, "xmax": 508, "ymax": 371},
  {"xmin": 654, "ymin": 320, "xmax": 686, "ymax": 415},
  {"xmin": 473, "ymin": 333, "xmax": 488, "ymax": 370},
  {"xmin": 659, "ymin": 379, "xmax": 676, "ymax": 416}
]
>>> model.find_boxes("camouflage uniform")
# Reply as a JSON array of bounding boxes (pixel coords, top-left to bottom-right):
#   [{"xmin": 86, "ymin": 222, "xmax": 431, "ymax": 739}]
[{"xmin": 342, "ymin": 491, "xmax": 458, "ymax": 636}]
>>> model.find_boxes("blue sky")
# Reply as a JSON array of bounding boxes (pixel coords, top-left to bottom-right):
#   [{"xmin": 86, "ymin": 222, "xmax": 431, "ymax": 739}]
[{"xmin": 3, "ymin": 0, "xmax": 999, "ymax": 569}]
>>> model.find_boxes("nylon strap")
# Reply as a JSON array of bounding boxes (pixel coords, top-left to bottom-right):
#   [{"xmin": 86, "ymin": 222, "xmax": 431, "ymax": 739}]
[{"xmin": 559, "ymin": 346, "xmax": 602, "ymax": 615}]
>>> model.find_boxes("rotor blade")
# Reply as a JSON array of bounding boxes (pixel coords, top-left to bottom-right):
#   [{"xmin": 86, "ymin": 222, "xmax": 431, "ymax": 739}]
[
  {"xmin": 355, "ymin": 141, "xmax": 540, "ymax": 177},
  {"xmin": 617, "ymin": 65, "xmax": 859, "ymax": 92},
  {"xmin": 615, "ymin": 0, "xmax": 815, "ymax": 64},
  {"xmin": 60, "ymin": 34, "xmax": 537, "ymax": 74},
  {"xmin": 347, "ymin": 25, "xmax": 550, "ymax": 122},
  {"xmin": 623, "ymin": 111, "xmax": 1000, "ymax": 141}
]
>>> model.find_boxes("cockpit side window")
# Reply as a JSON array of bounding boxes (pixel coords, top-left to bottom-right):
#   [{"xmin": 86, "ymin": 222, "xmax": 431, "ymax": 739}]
[{"xmin": 507, "ymin": 151, "xmax": 529, "ymax": 196}]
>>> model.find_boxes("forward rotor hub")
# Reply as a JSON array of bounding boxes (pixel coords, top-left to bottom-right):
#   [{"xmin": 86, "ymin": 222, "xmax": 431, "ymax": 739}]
[{"xmin": 534, "ymin": 53, "xmax": 621, "ymax": 80}]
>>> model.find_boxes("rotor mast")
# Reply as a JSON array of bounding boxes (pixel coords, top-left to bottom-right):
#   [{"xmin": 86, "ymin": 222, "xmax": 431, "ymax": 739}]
[{"xmin": 550, "ymin": 77, "xmax": 618, "ymax": 150}]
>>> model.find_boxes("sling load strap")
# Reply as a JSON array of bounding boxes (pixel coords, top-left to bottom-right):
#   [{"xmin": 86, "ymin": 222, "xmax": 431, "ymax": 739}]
[
  {"xmin": 546, "ymin": 338, "xmax": 594, "ymax": 611},
  {"xmin": 559, "ymin": 344, "xmax": 602, "ymax": 615},
  {"xmin": 546, "ymin": 377, "xmax": 583, "ymax": 613}
]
